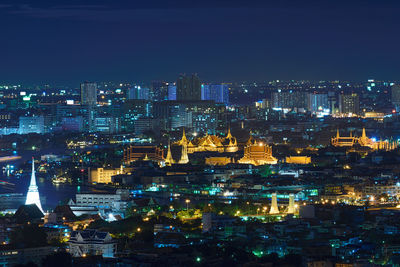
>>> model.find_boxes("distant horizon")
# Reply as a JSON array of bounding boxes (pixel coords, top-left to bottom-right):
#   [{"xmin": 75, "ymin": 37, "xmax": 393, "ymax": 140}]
[{"xmin": 1, "ymin": 77, "xmax": 399, "ymax": 89}]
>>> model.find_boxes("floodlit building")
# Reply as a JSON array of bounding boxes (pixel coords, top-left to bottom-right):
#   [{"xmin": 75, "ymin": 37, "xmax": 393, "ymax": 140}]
[
  {"xmin": 175, "ymin": 128, "xmax": 238, "ymax": 154},
  {"xmin": 89, "ymin": 166, "xmax": 130, "ymax": 184},
  {"xmin": 286, "ymin": 156, "xmax": 311, "ymax": 164},
  {"xmin": 123, "ymin": 145, "xmax": 165, "ymax": 164},
  {"xmin": 239, "ymin": 136, "xmax": 277, "ymax": 165},
  {"xmin": 68, "ymin": 229, "xmax": 116, "ymax": 258},
  {"xmin": 331, "ymin": 128, "xmax": 398, "ymax": 151},
  {"xmin": 74, "ymin": 189, "xmax": 130, "ymax": 211}
]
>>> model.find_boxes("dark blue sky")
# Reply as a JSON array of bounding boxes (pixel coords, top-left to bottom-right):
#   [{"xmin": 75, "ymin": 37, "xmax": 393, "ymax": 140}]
[{"xmin": 0, "ymin": 0, "xmax": 399, "ymax": 86}]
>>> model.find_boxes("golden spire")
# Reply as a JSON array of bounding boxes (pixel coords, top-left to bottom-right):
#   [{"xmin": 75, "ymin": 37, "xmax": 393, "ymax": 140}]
[
  {"xmin": 144, "ymin": 154, "xmax": 150, "ymax": 161},
  {"xmin": 362, "ymin": 128, "xmax": 367, "ymax": 139},
  {"xmin": 178, "ymin": 143, "xmax": 189, "ymax": 164},
  {"xmin": 336, "ymin": 129, "xmax": 340, "ymax": 139},
  {"xmin": 165, "ymin": 141, "xmax": 174, "ymax": 166},
  {"xmin": 177, "ymin": 127, "xmax": 188, "ymax": 146},
  {"xmin": 226, "ymin": 127, "xmax": 233, "ymax": 139}
]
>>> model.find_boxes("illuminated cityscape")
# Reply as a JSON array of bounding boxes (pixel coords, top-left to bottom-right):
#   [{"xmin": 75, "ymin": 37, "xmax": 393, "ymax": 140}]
[{"xmin": 1, "ymin": 1, "xmax": 400, "ymax": 266}]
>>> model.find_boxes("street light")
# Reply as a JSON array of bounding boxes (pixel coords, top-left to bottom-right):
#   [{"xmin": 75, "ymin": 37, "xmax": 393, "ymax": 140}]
[{"xmin": 185, "ymin": 199, "xmax": 190, "ymax": 210}]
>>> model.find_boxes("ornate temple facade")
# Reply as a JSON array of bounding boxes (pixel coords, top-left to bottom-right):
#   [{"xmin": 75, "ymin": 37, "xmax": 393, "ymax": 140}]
[
  {"xmin": 175, "ymin": 128, "xmax": 238, "ymax": 154},
  {"xmin": 123, "ymin": 146, "xmax": 165, "ymax": 164},
  {"xmin": 331, "ymin": 129, "xmax": 398, "ymax": 151},
  {"xmin": 238, "ymin": 136, "xmax": 277, "ymax": 165}
]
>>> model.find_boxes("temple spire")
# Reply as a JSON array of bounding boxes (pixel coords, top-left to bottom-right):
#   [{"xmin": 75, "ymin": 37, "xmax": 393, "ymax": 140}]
[
  {"xmin": 177, "ymin": 128, "xmax": 188, "ymax": 146},
  {"xmin": 362, "ymin": 128, "xmax": 367, "ymax": 138},
  {"xmin": 25, "ymin": 158, "xmax": 44, "ymax": 213},
  {"xmin": 165, "ymin": 140, "xmax": 175, "ymax": 166},
  {"xmin": 178, "ymin": 143, "xmax": 189, "ymax": 164},
  {"xmin": 336, "ymin": 129, "xmax": 340, "ymax": 139},
  {"xmin": 226, "ymin": 127, "xmax": 233, "ymax": 139}
]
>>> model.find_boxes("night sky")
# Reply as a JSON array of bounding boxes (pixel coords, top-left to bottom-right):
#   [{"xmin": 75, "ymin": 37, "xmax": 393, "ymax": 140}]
[{"xmin": 1, "ymin": 0, "xmax": 399, "ymax": 86}]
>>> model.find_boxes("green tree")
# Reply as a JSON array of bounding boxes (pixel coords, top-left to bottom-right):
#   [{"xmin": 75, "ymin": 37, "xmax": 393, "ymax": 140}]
[
  {"xmin": 42, "ymin": 251, "xmax": 72, "ymax": 267},
  {"xmin": 10, "ymin": 224, "xmax": 47, "ymax": 248}
]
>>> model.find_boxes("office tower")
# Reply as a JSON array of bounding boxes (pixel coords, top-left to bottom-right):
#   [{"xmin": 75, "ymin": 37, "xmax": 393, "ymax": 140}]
[
  {"xmin": 94, "ymin": 117, "xmax": 120, "ymax": 134},
  {"xmin": 391, "ymin": 84, "xmax": 400, "ymax": 111},
  {"xmin": 168, "ymin": 84, "xmax": 177, "ymax": 100},
  {"xmin": 121, "ymin": 100, "xmax": 152, "ymax": 132},
  {"xmin": 201, "ymin": 84, "xmax": 230, "ymax": 105},
  {"xmin": 177, "ymin": 74, "xmax": 201, "ymax": 101},
  {"xmin": 151, "ymin": 81, "xmax": 169, "ymax": 101},
  {"xmin": 328, "ymin": 91, "xmax": 337, "ymax": 114},
  {"xmin": 339, "ymin": 93, "xmax": 359, "ymax": 115},
  {"xmin": 271, "ymin": 90, "xmax": 307, "ymax": 111},
  {"xmin": 307, "ymin": 92, "xmax": 329, "ymax": 113},
  {"xmin": 128, "ymin": 86, "xmax": 150, "ymax": 100},
  {"xmin": 80, "ymin": 82, "xmax": 97, "ymax": 106},
  {"xmin": 19, "ymin": 116, "xmax": 45, "ymax": 134},
  {"xmin": 25, "ymin": 158, "xmax": 43, "ymax": 213}
]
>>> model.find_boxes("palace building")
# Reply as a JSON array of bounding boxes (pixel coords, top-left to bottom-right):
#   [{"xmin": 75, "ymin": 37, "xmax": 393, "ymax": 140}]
[
  {"xmin": 331, "ymin": 128, "xmax": 398, "ymax": 151},
  {"xmin": 175, "ymin": 128, "xmax": 238, "ymax": 153},
  {"xmin": 123, "ymin": 145, "xmax": 165, "ymax": 164},
  {"xmin": 238, "ymin": 136, "xmax": 277, "ymax": 165}
]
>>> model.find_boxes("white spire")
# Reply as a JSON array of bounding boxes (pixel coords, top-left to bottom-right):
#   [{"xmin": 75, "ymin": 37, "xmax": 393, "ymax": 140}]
[{"xmin": 25, "ymin": 158, "xmax": 44, "ymax": 213}]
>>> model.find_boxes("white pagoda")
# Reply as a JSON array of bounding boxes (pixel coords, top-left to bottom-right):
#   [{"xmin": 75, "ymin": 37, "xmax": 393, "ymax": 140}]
[{"xmin": 25, "ymin": 158, "xmax": 44, "ymax": 213}]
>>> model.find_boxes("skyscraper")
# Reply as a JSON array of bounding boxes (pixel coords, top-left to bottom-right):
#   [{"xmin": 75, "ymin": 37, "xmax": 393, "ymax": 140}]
[
  {"xmin": 25, "ymin": 158, "xmax": 43, "ymax": 213},
  {"xmin": 168, "ymin": 84, "xmax": 177, "ymax": 100},
  {"xmin": 339, "ymin": 93, "xmax": 359, "ymax": 115},
  {"xmin": 307, "ymin": 93, "xmax": 329, "ymax": 113},
  {"xmin": 177, "ymin": 74, "xmax": 201, "ymax": 101},
  {"xmin": 391, "ymin": 84, "xmax": 400, "ymax": 111},
  {"xmin": 128, "ymin": 86, "xmax": 150, "ymax": 100},
  {"xmin": 201, "ymin": 84, "xmax": 230, "ymax": 105},
  {"xmin": 80, "ymin": 82, "xmax": 97, "ymax": 106},
  {"xmin": 151, "ymin": 81, "xmax": 169, "ymax": 101}
]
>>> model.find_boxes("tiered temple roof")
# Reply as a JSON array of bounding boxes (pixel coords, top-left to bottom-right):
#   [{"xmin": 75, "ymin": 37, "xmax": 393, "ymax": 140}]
[
  {"xmin": 175, "ymin": 128, "xmax": 238, "ymax": 153},
  {"xmin": 331, "ymin": 128, "xmax": 398, "ymax": 151}
]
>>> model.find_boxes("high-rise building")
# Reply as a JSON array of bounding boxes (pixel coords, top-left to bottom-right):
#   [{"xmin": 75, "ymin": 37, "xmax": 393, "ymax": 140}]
[
  {"xmin": 391, "ymin": 84, "xmax": 400, "ymax": 111},
  {"xmin": 25, "ymin": 158, "xmax": 44, "ymax": 213},
  {"xmin": 151, "ymin": 81, "xmax": 169, "ymax": 101},
  {"xmin": 307, "ymin": 93, "xmax": 329, "ymax": 113},
  {"xmin": 201, "ymin": 84, "xmax": 230, "ymax": 105},
  {"xmin": 19, "ymin": 116, "xmax": 45, "ymax": 134},
  {"xmin": 339, "ymin": 93, "xmax": 359, "ymax": 115},
  {"xmin": 80, "ymin": 82, "xmax": 97, "ymax": 106},
  {"xmin": 168, "ymin": 84, "xmax": 177, "ymax": 100},
  {"xmin": 177, "ymin": 74, "xmax": 201, "ymax": 101},
  {"xmin": 271, "ymin": 90, "xmax": 307, "ymax": 111},
  {"xmin": 128, "ymin": 86, "xmax": 150, "ymax": 100}
]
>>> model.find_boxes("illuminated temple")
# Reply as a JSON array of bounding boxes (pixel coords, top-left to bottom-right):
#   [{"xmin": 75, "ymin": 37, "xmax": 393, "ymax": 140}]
[
  {"xmin": 175, "ymin": 128, "xmax": 238, "ymax": 153},
  {"xmin": 331, "ymin": 128, "xmax": 398, "ymax": 151},
  {"xmin": 238, "ymin": 135, "xmax": 277, "ymax": 165}
]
